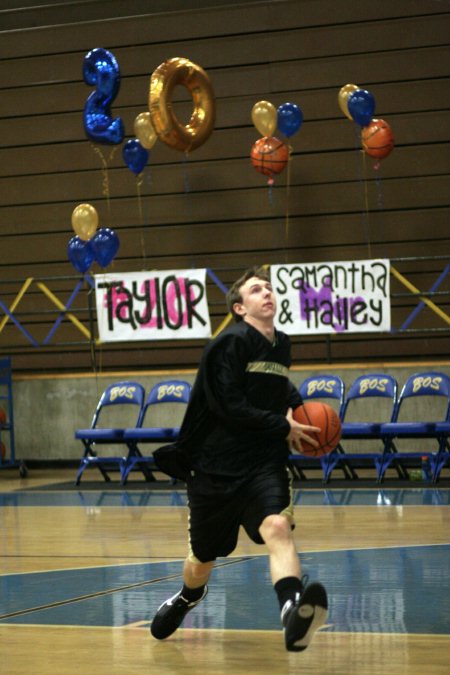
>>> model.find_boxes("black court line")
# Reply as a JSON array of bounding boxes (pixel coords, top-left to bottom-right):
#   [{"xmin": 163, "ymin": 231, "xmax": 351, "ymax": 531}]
[{"xmin": 0, "ymin": 556, "xmax": 253, "ymax": 621}]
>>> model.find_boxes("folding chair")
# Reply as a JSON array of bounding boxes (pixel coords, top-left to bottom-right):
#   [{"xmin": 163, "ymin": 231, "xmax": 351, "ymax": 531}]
[
  {"xmin": 75, "ymin": 381, "xmax": 145, "ymax": 484},
  {"xmin": 321, "ymin": 374, "xmax": 398, "ymax": 483},
  {"xmin": 289, "ymin": 374, "xmax": 348, "ymax": 480},
  {"xmin": 121, "ymin": 379, "xmax": 191, "ymax": 484},
  {"xmin": 377, "ymin": 371, "xmax": 450, "ymax": 483}
]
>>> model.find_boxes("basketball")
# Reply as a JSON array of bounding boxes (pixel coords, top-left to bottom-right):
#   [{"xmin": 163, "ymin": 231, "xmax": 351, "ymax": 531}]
[
  {"xmin": 293, "ymin": 401, "xmax": 342, "ymax": 457},
  {"xmin": 361, "ymin": 118, "xmax": 394, "ymax": 160},
  {"xmin": 250, "ymin": 136, "xmax": 289, "ymax": 177}
]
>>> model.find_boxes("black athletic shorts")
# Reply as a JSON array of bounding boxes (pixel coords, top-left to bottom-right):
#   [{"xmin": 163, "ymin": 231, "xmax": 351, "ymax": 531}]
[{"xmin": 186, "ymin": 464, "xmax": 294, "ymax": 563}]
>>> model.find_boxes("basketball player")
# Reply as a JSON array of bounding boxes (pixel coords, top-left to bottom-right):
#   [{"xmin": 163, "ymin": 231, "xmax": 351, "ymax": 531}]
[{"xmin": 151, "ymin": 267, "xmax": 328, "ymax": 652}]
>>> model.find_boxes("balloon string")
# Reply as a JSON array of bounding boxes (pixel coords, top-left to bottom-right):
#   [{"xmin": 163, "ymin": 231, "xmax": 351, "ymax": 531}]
[
  {"xmin": 136, "ymin": 173, "xmax": 147, "ymax": 268},
  {"xmin": 91, "ymin": 144, "xmax": 117, "ymax": 227},
  {"xmin": 375, "ymin": 166, "xmax": 384, "ymax": 211},
  {"xmin": 284, "ymin": 143, "xmax": 293, "ymax": 260},
  {"xmin": 267, "ymin": 178, "xmax": 274, "ymax": 205},
  {"xmin": 361, "ymin": 150, "xmax": 372, "ymax": 258}
]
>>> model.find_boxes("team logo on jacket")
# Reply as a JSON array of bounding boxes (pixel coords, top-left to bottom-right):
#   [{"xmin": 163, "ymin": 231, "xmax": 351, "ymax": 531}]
[{"xmin": 246, "ymin": 361, "xmax": 288, "ymax": 377}]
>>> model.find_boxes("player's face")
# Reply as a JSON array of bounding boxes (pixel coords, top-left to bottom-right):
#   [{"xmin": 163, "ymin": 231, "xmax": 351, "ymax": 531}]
[{"xmin": 233, "ymin": 276, "xmax": 277, "ymax": 322}]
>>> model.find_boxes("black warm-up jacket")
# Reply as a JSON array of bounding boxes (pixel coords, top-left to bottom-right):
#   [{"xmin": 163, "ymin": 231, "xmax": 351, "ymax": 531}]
[{"xmin": 154, "ymin": 321, "xmax": 302, "ymax": 481}]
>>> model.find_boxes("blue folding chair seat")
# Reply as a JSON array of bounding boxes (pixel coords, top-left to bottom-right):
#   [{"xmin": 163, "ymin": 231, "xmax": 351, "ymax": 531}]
[
  {"xmin": 377, "ymin": 371, "xmax": 450, "ymax": 483},
  {"xmin": 321, "ymin": 374, "xmax": 398, "ymax": 483},
  {"xmin": 75, "ymin": 381, "xmax": 145, "ymax": 484},
  {"xmin": 288, "ymin": 374, "xmax": 348, "ymax": 480},
  {"xmin": 122, "ymin": 379, "xmax": 191, "ymax": 484}
]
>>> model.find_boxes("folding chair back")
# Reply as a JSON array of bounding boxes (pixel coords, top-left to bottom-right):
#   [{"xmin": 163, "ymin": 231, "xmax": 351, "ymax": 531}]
[
  {"xmin": 391, "ymin": 372, "xmax": 450, "ymax": 423},
  {"xmin": 341, "ymin": 374, "xmax": 398, "ymax": 422},
  {"xmin": 299, "ymin": 375, "xmax": 345, "ymax": 414},
  {"xmin": 92, "ymin": 381, "xmax": 146, "ymax": 428},
  {"xmin": 141, "ymin": 379, "xmax": 191, "ymax": 426}
]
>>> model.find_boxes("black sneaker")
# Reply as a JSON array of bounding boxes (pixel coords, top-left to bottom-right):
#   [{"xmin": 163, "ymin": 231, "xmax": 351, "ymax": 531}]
[
  {"xmin": 150, "ymin": 587, "xmax": 208, "ymax": 640},
  {"xmin": 282, "ymin": 582, "xmax": 328, "ymax": 652}
]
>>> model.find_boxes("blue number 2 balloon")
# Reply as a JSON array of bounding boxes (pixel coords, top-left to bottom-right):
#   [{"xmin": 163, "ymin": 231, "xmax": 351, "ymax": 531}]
[{"xmin": 83, "ymin": 48, "xmax": 125, "ymax": 145}]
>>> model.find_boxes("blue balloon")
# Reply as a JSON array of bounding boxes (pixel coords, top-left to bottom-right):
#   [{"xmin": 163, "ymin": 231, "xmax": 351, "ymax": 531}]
[
  {"xmin": 347, "ymin": 89, "xmax": 376, "ymax": 127},
  {"xmin": 83, "ymin": 48, "xmax": 125, "ymax": 145},
  {"xmin": 91, "ymin": 228, "xmax": 120, "ymax": 268},
  {"xmin": 277, "ymin": 102, "xmax": 303, "ymax": 137},
  {"xmin": 67, "ymin": 236, "xmax": 94, "ymax": 274},
  {"xmin": 122, "ymin": 139, "xmax": 149, "ymax": 175}
]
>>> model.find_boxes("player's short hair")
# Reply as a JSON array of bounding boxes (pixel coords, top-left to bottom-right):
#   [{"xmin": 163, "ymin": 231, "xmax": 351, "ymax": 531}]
[{"xmin": 226, "ymin": 266, "xmax": 270, "ymax": 322}]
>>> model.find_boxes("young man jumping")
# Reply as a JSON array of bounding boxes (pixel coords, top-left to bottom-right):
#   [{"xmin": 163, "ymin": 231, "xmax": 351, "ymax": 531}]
[{"xmin": 151, "ymin": 266, "xmax": 328, "ymax": 652}]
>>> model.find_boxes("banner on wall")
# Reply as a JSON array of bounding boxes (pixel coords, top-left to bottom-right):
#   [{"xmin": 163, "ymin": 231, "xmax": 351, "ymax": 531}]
[
  {"xmin": 95, "ymin": 269, "xmax": 212, "ymax": 342},
  {"xmin": 271, "ymin": 259, "xmax": 390, "ymax": 334}
]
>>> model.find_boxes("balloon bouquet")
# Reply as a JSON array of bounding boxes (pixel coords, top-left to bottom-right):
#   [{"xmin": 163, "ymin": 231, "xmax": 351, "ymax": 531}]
[
  {"xmin": 250, "ymin": 100, "xmax": 303, "ymax": 186},
  {"xmin": 68, "ymin": 203, "xmax": 119, "ymax": 274},
  {"xmin": 70, "ymin": 50, "xmax": 217, "ymax": 274},
  {"xmin": 338, "ymin": 84, "xmax": 394, "ymax": 169},
  {"xmin": 66, "ymin": 47, "xmax": 125, "ymax": 275}
]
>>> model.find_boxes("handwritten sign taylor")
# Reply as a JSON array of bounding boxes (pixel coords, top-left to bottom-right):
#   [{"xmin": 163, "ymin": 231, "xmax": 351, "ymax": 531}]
[
  {"xmin": 95, "ymin": 269, "xmax": 211, "ymax": 342},
  {"xmin": 271, "ymin": 260, "xmax": 390, "ymax": 334}
]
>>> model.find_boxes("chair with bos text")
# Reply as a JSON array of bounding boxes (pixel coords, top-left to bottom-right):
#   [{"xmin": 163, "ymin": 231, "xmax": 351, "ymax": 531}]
[
  {"xmin": 289, "ymin": 374, "xmax": 349, "ymax": 480},
  {"xmin": 377, "ymin": 371, "xmax": 450, "ymax": 483},
  {"xmin": 121, "ymin": 379, "xmax": 192, "ymax": 484},
  {"xmin": 75, "ymin": 381, "xmax": 146, "ymax": 484},
  {"xmin": 321, "ymin": 374, "xmax": 399, "ymax": 483}
]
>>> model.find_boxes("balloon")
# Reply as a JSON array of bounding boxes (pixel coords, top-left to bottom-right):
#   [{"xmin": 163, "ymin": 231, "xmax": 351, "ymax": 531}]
[
  {"xmin": 277, "ymin": 102, "xmax": 303, "ymax": 138},
  {"xmin": 150, "ymin": 57, "xmax": 216, "ymax": 152},
  {"xmin": 361, "ymin": 118, "xmax": 394, "ymax": 160},
  {"xmin": 250, "ymin": 136, "xmax": 289, "ymax": 179},
  {"xmin": 83, "ymin": 48, "xmax": 125, "ymax": 145},
  {"xmin": 338, "ymin": 83, "xmax": 359, "ymax": 119},
  {"xmin": 347, "ymin": 89, "xmax": 376, "ymax": 127},
  {"xmin": 251, "ymin": 100, "xmax": 277, "ymax": 137},
  {"xmin": 91, "ymin": 228, "xmax": 120, "ymax": 267},
  {"xmin": 71, "ymin": 203, "xmax": 98, "ymax": 241},
  {"xmin": 134, "ymin": 112, "xmax": 157, "ymax": 150},
  {"xmin": 67, "ymin": 236, "xmax": 94, "ymax": 273},
  {"xmin": 122, "ymin": 139, "xmax": 149, "ymax": 175}
]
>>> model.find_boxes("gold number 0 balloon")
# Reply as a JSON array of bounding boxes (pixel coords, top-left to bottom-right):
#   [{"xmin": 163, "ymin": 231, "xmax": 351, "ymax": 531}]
[{"xmin": 149, "ymin": 57, "xmax": 215, "ymax": 152}]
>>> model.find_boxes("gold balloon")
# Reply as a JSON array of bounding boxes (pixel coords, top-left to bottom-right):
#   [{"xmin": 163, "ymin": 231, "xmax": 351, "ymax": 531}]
[
  {"xmin": 251, "ymin": 100, "xmax": 277, "ymax": 137},
  {"xmin": 149, "ymin": 57, "xmax": 216, "ymax": 152},
  {"xmin": 71, "ymin": 203, "xmax": 98, "ymax": 241},
  {"xmin": 134, "ymin": 112, "xmax": 157, "ymax": 150},
  {"xmin": 338, "ymin": 83, "xmax": 359, "ymax": 120}
]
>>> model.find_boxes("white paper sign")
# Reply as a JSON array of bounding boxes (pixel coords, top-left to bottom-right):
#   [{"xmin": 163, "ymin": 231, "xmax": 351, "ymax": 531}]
[
  {"xmin": 271, "ymin": 259, "xmax": 390, "ymax": 334},
  {"xmin": 95, "ymin": 269, "xmax": 211, "ymax": 342}
]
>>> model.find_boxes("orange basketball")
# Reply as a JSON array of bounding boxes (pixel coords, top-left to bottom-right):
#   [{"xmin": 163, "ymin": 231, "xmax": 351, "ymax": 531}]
[
  {"xmin": 293, "ymin": 401, "xmax": 342, "ymax": 457},
  {"xmin": 361, "ymin": 118, "xmax": 394, "ymax": 160},
  {"xmin": 250, "ymin": 136, "xmax": 289, "ymax": 177}
]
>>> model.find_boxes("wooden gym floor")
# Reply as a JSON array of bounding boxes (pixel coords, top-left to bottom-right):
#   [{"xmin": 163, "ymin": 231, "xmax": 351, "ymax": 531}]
[{"xmin": 0, "ymin": 468, "xmax": 449, "ymax": 674}]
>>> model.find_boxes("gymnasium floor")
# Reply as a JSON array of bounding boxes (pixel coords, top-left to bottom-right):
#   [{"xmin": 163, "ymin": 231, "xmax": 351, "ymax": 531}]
[{"xmin": 0, "ymin": 469, "xmax": 449, "ymax": 674}]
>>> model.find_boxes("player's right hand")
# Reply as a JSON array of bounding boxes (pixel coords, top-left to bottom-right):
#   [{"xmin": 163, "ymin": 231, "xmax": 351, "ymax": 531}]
[{"xmin": 285, "ymin": 407, "xmax": 321, "ymax": 452}]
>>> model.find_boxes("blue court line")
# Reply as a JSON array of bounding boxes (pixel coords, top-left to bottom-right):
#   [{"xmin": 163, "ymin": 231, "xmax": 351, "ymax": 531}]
[
  {"xmin": 1, "ymin": 488, "xmax": 449, "ymax": 508},
  {"xmin": 1, "ymin": 546, "xmax": 449, "ymax": 635}
]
